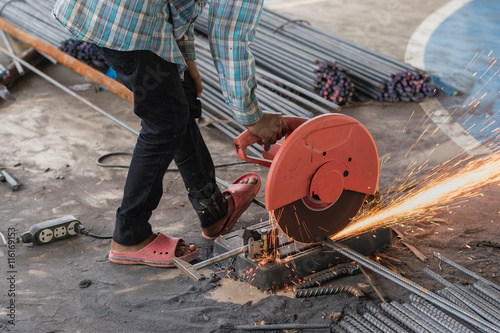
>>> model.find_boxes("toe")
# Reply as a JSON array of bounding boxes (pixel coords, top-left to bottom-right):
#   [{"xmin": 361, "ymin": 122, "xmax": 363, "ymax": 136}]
[
  {"xmin": 239, "ymin": 176, "xmax": 258, "ymax": 185},
  {"xmin": 175, "ymin": 241, "xmax": 196, "ymax": 257}
]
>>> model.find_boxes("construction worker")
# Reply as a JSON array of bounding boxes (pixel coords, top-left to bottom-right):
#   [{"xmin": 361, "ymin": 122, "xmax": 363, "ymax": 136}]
[{"xmin": 52, "ymin": 0, "xmax": 287, "ymax": 267}]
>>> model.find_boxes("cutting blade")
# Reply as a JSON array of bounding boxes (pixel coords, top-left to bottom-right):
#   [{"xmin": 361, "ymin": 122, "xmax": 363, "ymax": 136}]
[{"xmin": 274, "ymin": 190, "xmax": 367, "ymax": 244}]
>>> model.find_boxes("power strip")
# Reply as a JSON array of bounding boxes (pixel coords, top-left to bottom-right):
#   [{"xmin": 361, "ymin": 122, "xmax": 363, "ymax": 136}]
[{"xmin": 20, "ymin": 216, "xmax": 80, "ymax": 245}]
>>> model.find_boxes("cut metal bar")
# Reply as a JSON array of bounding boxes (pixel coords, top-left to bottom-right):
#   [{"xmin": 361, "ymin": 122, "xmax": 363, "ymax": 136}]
[
  {"xmin": 357, "ymin": 262, "xmax": 385, "ymax": 303},
  {"xmin": 233, "ymin": 323, "xmax": 332, "ymax": 331},
  {"xmin": 0, "ymin": 169, "xmax": 20, "ymax": 191},
  {"xmin": 0, "ymin": 29, "xmax": 23, "ymax": 74},
  {"xmin": 173, "ymin": 245, "xmax": 248, "ymax": 284}
]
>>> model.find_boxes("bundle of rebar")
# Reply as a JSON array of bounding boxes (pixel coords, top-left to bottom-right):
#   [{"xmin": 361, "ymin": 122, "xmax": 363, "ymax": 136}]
[
  {"xmin": 314, "ymin": 61, "xmax": 355, "ymax": 105},
  {"xmin": 0, "ymin": 0, "xmax": 72, "ymax": 47},
  {"xmin": 324, "ymin": 240, "xmax": 500, "ymax": 333},
  {"xmin": 195, "ymin": 8, "xmax": 437, "ymax": 104},
  {"xmin": 58, "ymin": 39, "xmax": 106, "ymax": 68}
]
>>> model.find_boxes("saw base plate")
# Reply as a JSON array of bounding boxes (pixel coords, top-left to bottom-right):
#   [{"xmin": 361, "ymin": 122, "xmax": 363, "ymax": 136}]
[{"xmin": 213, "ymin": 221, "xmax": 392, "ymax": 291}]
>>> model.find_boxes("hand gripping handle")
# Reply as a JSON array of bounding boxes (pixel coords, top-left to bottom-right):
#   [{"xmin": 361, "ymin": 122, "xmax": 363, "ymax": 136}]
[{"xmin": 234, "ymin": 116, "xmax": 307, "ymax": 168}]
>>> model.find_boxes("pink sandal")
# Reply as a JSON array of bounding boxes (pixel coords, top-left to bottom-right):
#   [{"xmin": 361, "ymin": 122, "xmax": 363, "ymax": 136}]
[
  {"xmin": 109, "ymin": 232, "xmax": 199, "ymax": 267},
  {"xmin": 202, "ymin": 173, "xmax": 261, "ymax": 240}
]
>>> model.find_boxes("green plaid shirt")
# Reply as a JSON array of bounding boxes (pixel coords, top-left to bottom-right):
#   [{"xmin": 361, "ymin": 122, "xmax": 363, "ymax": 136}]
[{"xmin": 53, "ymin": 0, "xmax": 263, "ymax": 125}]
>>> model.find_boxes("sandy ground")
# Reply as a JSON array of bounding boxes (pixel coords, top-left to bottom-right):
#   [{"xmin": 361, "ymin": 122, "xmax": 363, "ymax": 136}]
[{"xmin": 0, "ymin": 1, "xmax": 499, "ymax": 332}]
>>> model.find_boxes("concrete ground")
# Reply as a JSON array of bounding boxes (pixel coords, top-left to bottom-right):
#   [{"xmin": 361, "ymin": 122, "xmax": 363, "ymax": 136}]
[{"xmin": 0, "ymin": 1, "xmax": 499, "ymax": 332}]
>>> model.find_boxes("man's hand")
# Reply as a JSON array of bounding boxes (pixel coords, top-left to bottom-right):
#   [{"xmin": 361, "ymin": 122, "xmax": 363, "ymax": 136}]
[
  {"xmin": 186, "ymin": 59, "xmax": 203, "ymax": 97},
  {"xmin": 245, "ymin": 112, "xmax": 288, "ymax": 145}
]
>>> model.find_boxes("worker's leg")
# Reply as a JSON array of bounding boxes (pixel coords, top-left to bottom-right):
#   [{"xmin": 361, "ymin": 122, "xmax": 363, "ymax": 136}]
[
  {"xmin": 173, "ymin": 73, "xmax": 260, "ymax": 239},
  {"xmin": 97, "ymin": 48, "xmax": 190, "ymax": 246},
  {"xmin": 173, "ymin": 72, "xmax": 228, "ymax": 228}
]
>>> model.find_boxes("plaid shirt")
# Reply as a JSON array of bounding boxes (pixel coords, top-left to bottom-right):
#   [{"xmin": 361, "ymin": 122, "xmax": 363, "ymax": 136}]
[{"xmin": 53, "ymin": 0, "xmax": 263, "ymax": 125}]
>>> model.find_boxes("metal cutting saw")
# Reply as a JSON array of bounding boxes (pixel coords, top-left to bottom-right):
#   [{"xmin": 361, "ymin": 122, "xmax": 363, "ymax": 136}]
[
  {"xmin": 234, "ymin": 113, "xmax": 379, "ymax": 243},
  {"xmin": 175, "ymin": 113, "xmax": 388, "ymax": 289}
]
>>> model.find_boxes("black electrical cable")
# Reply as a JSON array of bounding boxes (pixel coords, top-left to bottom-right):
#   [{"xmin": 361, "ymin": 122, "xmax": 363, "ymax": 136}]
[
  {"xmin": 96, "ymin": 152, "xmax": 251, "ymax": 169},
  {"xmin": 74, "ymin": 223, "xmax": 112, "ymax": 239}
]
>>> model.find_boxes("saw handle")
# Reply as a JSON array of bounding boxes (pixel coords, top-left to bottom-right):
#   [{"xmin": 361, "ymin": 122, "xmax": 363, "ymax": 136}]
[{"xmin": 234, "ymin": 116, "xmax": 307, "ymax": 167}]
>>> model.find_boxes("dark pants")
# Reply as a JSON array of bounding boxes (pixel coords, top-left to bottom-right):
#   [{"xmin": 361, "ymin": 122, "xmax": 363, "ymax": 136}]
[{"xmin": 97, "ymin": 47, "xmax": 227, "ymax": 246}]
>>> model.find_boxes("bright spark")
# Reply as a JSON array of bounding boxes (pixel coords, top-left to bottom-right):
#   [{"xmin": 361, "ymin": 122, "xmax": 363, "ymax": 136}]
[{"xmin": 332, "ymin": 153, "xmax": 500, "ymax": 240}]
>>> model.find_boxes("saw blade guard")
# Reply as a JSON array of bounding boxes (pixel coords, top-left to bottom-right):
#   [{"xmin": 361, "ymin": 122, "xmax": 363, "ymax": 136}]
[{"xmin": 265, "ymin": 113, "xmax": 379, "ymax": 211}]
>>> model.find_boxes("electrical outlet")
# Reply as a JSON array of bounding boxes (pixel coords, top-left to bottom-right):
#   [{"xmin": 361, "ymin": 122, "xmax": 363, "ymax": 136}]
[
  {"xmin": 54, "ymin": 226, "xmax": 67, "ymax": 238},
  {"xmin": 67, "ymin": 221, "xmax": 78, "ymax": 236},
  {"xmin": 38, "ymin": 229, "xmax": 54, "ymax": 244},
  {"xmin": 21, "ymin": 216, "xmax": 80, "ymax": 245}
]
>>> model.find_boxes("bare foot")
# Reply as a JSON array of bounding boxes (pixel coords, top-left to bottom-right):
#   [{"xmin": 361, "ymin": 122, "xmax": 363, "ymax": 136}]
[
  {"xmin": 201, "ymin": 176, "xmax": 259, "ymax": 238},
  {"xmin": 111, "ymin": 234, "xmax": 196, "ymax": 256}
]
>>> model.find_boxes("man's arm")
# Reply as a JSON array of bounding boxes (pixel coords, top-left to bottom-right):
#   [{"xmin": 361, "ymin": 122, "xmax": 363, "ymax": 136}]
[
  {"xmin": 207, "ymin": 0, "xmax": 287, "ymax": 144},
  {"xmin": 178, "ymin": 23, "xmax": 203, "ymax": 97}
]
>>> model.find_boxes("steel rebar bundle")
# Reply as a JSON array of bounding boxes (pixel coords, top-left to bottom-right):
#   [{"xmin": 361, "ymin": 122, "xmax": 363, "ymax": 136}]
[
  {"xmin": 195, "ymin": 7, "xmax": 437, "ymax": 104},
  {"xmin": 325, "ymin": 240, "xmax": 500, "ymax": 333},
  {"xmin": 0, "ymin": 0, "xmax": 72, "ymax": 47}
]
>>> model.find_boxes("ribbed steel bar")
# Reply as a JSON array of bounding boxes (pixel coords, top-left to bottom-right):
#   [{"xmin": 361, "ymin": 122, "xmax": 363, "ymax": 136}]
[
  {"xmin": 373, "ymin": 311, "xmax": 407, "ymax": 332},
  {"xmin": 296, "ymin": 263, "xmax": 360, "ymax": 290},
  {"xmin": 260, "ymin": 8, "xmax": 416, "ymax": 72},
  {"xmin": 434, "ymin": 253, "xmax": 500, "ymax": 292},
  {"xmin": 257, "ymin": 70, "xmax": 338, "ymax": 111},
  {"xmin": 362, "ymin": 312, "xmax": 397, "ymax": 333},
  {"xmin": 456, "ymin": 284, "xmax": 500, "ymax": 318},
  {"xmin": 324, "ymin": 240, "xmax": 500, "ymax": 333},
  {"xmin": 474, "ymin": 282, "xmax": 500, "ymax": 302},
  {"xmin": 391, "ymin": 301, "xmax": 439, "ymax": 333},
  {"xmin": 233, "ymin": 323, "xmax": 332, "ymax": 331},
  {"xmin": 380, "ymin": 302, "xmax": 430, "ymax": 333},
  {"xmin": 401, "ymin": 303, "xmax": 454, "ymax": 333},
  {"xmin": 467, "ymin": 284, "xmax": 500, "ymax": 309},
  {"xmin": 343, "ymin": 315, "xmax": 376, "ymax": 333},
  {"xmin": 338, "ymin": 319, "xmax": 363, "ymax": 333},
  {"xmin": 346, "ymin": 311, "xmax": 383, "ymax": 333},
  {"xmin": 437, "ymin": 288, "xmax": 473, "ymax": 312},
  {"xmin": 409, "ymin": 295, "xmax": 475, "ymax": 333},
  {"xmin": 423, "ymin": 268, "xmax": 500, "ymax": 327},
  {"xmin": 294, "ymin": 284, "xmax": 364, "ymax": 299}
]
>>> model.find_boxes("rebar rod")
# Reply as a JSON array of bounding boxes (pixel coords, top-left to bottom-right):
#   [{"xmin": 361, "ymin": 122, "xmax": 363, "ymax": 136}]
[
  {"xmin": 380, "ymin": 302, "xmax": 430, "ymax": 333},
  {"xmin": 467, "ymin": 284, "xmax": 500, "ymax": 309},
  {"xmin": 324, "ymin": 240, "xmax": 500, "ymax": 333},
  {"xmin": 433, "ymin": 253, "xmax": 500, "ymax": 292},
  {"xmin": 401, "ymin": 303, "xmax": 454, "ymax": 333},
  {"xmin": 362, "ymin": 312, "xmax": 397, "ymax": 333},
  {"xmin": 296, "ymin": 263, "xmax": 360, "ymax": 290},
  {"xmin": 294, "ymin": 284, "xmax": 364, "ymax": 299},
  {"xmin": 423, "ymin": 268, "xmax": 500, "ymax": 327},
  {"xmin": 409, "ymin": 295, "xmax": 478, "ymax": 333},
  {"xmin": 338, "ymin": 319, "xmax": 363, "ymax": 333},
  {"xmin": 436, "ymin": 288, "xmax": 472, "ymax": 312},
  {"xmin": 346, "ymin": 311, "xmax": 384, "ymax": 333},
  {"xmin": 391, "ymin": 301, "xmax": 441, "ymax": 333},
  {"xmin": 474, "ymin": 282, "xmax": 500, "ymax": 303},
  {"xmin": 373, "ymin": 311, "xmax": 407, "ymax": 332}
]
